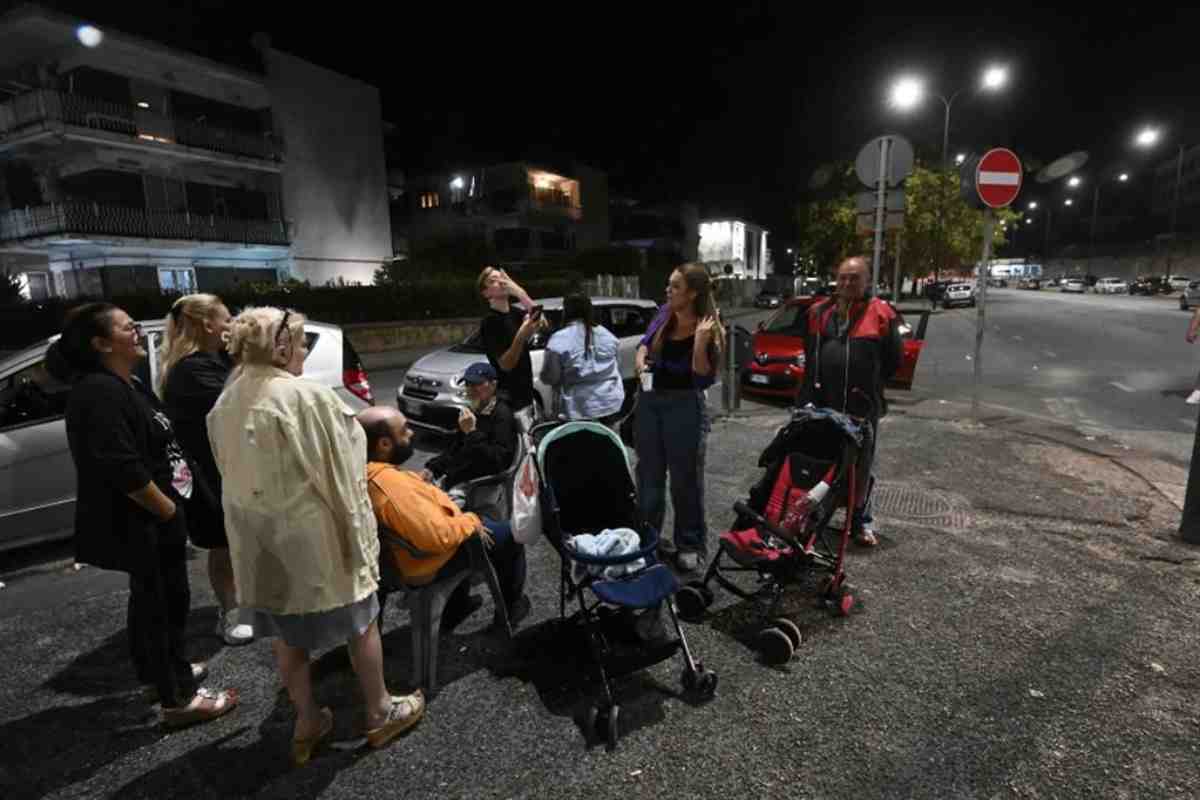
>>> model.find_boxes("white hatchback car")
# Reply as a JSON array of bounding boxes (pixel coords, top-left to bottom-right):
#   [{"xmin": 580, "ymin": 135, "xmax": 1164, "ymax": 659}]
[
  {"xmin": 941, "ymin": 283, "xmax": 976, "ymax": 309},
  {"xmin": 398, "ymin": 297, "xmax": 658, "ymax": 433},
  {"xmin": 0, "ymin": 319, "xmax": 373, "ymax": 552},
  {"xmin": 1095, "ymin": 277, "xmax": 1129, "ymax": 294},
  {"xmin": 1060, "ymin": 279, "xmax": 1086, "ymax": 293}
]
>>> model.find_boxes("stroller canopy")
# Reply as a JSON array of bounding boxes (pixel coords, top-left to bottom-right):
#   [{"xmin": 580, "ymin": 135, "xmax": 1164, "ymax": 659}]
[
  {"xmin": 537, "ymin": 421, "xmax": 639, "ymax": 537},
  {"xmin": 758, "ymin": 406, "xmax": 864, "ymax": 469}
]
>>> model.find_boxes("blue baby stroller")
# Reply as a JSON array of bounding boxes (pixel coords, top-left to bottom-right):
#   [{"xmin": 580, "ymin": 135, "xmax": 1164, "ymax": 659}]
[{"xmin": 533, "ymin": 420, "xmax": 717, "ymax": 749}]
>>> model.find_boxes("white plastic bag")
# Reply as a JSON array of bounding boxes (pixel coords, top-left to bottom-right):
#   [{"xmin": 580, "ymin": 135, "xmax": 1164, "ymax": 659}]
[{"xmin": 510, "ymin": 444, "xmax": 542, "ymax": 544}]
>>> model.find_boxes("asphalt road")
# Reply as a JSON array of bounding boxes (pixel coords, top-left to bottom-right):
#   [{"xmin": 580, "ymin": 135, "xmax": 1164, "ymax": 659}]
[{"xmin": 912, "ymin": 289, "xmax": 1198, "ymax": 462}]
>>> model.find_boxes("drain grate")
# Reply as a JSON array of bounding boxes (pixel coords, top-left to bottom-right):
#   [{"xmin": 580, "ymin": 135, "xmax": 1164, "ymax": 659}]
[{"xmin": 871, "ymin": 484, "xmax": 955, "ymax": 518}]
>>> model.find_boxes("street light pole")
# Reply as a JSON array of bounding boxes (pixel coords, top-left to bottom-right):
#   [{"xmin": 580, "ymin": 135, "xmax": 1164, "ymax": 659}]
[{"xmin": 1167, "ymin": 143, "xmax": 1185, "ymax": 277}]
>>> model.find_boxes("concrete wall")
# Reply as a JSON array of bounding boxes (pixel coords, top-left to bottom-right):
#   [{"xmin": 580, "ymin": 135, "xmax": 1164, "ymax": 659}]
[
  {"xmin": 344, "ymin": 317, "xmax": 479, "ymax": 355},
  {"xmin": 262, "ymin": 48, "xmax": 391, "ymax": 286}
]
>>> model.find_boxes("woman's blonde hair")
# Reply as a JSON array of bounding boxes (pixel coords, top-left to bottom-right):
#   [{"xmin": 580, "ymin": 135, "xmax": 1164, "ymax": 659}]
[
  {"xmin": 158, "ymin": 293, "xmax": 226, "ymax": 395},
  {"xmin": 226, "ymin": 306, "xmax": 307, "ymax": 371},
  {"xmin": 651, "ymin": 262, "xmax": 726, "ymax": 357}
]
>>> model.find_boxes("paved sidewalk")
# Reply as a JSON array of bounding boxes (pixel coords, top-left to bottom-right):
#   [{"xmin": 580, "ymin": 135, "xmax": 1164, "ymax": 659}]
[{"xmin": 3, "ymin": 398, "xmax": 1200, "ymax": 799}]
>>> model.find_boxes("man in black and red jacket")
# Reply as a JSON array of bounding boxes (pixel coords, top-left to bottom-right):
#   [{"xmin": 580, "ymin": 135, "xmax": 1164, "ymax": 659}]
[{"xmin": 797, "ymin": 256, "xmax": 903, "ymax": 546}]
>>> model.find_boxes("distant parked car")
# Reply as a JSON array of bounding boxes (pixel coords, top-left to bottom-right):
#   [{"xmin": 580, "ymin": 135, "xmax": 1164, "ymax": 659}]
[
  {"xmin": 1130, "ymin": 276, "xmax": 1171, "ymax": 295},
  {"xmin": 941, "ymin": 283, "xmax": 977, "ymax": 309},
  {"xmin": 1060, "ymin": 279, "xmax": 1086, "ymax": 294},
  {"xmin": 1169, "ymin": 275, "xmax": 1193, "ymax": 292},
  {"xmin": 754, "ymin": 290, "xmax": 783, "ymax": 309},
  {"xmin": 1180, "ymin": 280, "xmax": 1200, "ymax": 310},
  {"xmin": 1017, "ymin": 278, "xmax": 1042, "ymax": 290},
  {"xmin": 1095, "ymin": 277, "xmax": 1129, "ymax": 294}
]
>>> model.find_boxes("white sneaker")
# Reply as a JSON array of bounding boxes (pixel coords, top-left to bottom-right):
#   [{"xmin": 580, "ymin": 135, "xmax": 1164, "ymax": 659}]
[
  {"xmin": 1187, "ymin": 390, "xmax": 1200, "ymax": 405},
  {"xmin": 216, "ymin": 609, "xmax": 254, "ymax": 646}
]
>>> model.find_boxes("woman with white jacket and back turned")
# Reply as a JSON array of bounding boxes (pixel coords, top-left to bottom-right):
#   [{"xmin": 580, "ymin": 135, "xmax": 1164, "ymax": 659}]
[
  {"xmin": 206, "ymin": 306, "xmax": 424, "ymax": 766},
  {"xmin": 540, "ymin": 293, "xmax": 625, "ymax": 424}
]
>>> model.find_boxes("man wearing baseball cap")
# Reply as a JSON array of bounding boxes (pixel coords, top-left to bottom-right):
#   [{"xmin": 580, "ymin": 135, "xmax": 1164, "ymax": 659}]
[{"xmin": 423, "ymin": 362, "xmax": 518, "ymax": 490}]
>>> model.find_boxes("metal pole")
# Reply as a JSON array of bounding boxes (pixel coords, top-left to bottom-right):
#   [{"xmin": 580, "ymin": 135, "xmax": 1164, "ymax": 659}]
[
  {"xmin": 973, "ymin": 209, "xmax": 996, "ymax": 422},
  {"xmin": 941, "ymin": 98, "xmax": 951, "ymax": 170},
  {"xmin": 1168, "ymin": 144, "xmax": 1184, "ymax": 277},
  {"xmin": 1087, "ymin": 183, "xmax": 1100, "ymax": 276},
  {"xmin": 871, "ymin": 137, "xmax": 891, "ymax": 293},
  {"xmin": 893, "ymin": 229, "xmax": 902, "ymax": 302}
]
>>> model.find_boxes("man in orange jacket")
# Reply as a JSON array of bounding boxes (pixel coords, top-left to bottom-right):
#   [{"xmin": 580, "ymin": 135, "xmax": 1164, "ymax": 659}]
[{"xmin": 357, "ymin": 406, "xmax": 529, "ymax": 630}]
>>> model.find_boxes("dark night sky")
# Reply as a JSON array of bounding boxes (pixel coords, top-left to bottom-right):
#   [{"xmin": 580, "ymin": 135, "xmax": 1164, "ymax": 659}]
[{"xmin": 20, "ymin": 2, "xmax": 1200, "ymax": 241}]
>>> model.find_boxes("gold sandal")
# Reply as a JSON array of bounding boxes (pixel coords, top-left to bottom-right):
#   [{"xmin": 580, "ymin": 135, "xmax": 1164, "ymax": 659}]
[
  {"xmin": 291, "ymin": 707, "xmax": 334, "ymax": 767},
  {"xmin": 365, "ymin": 690, "xmax": 425, "ymax": 749}
]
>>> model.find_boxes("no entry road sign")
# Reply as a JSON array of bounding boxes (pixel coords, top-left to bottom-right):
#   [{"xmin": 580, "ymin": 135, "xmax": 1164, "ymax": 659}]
[{"xmin": 976, "ymin": 148, "xmax": 1023, "ymax": 208}]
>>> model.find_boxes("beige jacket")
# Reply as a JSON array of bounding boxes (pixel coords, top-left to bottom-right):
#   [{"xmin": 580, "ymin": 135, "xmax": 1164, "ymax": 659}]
[{"xmin": 207, "ymin": 365, "xmax": 379, "ymax": 615}]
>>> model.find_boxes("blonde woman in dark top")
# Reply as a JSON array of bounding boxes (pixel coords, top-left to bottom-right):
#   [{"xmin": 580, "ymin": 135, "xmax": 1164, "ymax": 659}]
[{"xmin": 159, "ymin": 293, "xmax": 253, "ymax": 645}]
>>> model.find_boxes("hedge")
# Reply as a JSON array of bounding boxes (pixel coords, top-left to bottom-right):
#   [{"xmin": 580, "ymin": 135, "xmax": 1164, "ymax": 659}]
[{"xmin": 0, "ymin": 274, "xmax": 583, "ymax": 350}]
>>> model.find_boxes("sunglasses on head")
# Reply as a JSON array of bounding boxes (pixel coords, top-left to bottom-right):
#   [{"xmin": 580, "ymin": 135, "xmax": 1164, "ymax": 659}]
[{"xmin": 276, "ymin": 309, "xmax": 291, "ymax": 350}]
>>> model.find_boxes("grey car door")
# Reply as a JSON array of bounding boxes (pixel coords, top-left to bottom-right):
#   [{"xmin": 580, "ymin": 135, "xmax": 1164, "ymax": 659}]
[{"xmin": 0, "ymin": 356, "xmax": 75, "ymax": 550}]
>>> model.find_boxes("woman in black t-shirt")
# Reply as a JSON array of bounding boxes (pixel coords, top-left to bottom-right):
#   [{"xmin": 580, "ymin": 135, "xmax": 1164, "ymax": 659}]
[
  {"xmin": 160, "ymin": 293, "xmax": 253, "ymax": 647},
  {"xmin": 49, "ymin": 303, "xmax": 238, "ymax": 728}
]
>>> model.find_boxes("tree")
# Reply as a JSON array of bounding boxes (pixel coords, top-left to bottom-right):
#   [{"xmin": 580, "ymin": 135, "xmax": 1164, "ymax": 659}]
[
  {"xmin": 0, "ymin": 269, "xmax": 25, "ymax": 306},
  {"xmin": 375, "ymin": 233, "xmax": 496, "ymax": 286},
  {"xmin": 794, "ymin": 163, "xmax": 859, "ymax": 276}
]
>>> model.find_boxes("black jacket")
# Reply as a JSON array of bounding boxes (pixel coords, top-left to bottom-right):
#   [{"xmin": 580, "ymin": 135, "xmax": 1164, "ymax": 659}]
[
  {"xmin": 65, "ymin": 370, "xmax": 187, "ymax": 573},
  {"xmin": 798, "ymin": 297, "xmax": 903, "ymax": 419},
  {"xmin": 163, "ymin": 351, "xmax": 231, "ymax": 545},
  {"xmin": 426, "ymin": 399, "xmax": 518, "ymax": 488}
]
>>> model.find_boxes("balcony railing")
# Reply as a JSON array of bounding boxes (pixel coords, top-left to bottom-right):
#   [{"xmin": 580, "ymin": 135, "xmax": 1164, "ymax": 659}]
[
  {"xmin": 0, "ymin": 90, "xmax": 282, "ymax": 162},
  {"xmin": 0, "ymin": 202, "xmax": 290, "ymax": 246}
]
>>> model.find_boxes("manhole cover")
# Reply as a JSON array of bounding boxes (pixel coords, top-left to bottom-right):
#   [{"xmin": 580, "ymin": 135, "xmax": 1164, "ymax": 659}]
[{"xmin": 871, "ymin": 484, "xmax": 955, "ymax": 519}]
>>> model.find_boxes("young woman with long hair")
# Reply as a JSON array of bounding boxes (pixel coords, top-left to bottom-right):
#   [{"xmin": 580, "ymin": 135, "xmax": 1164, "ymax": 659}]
[{"xmin": 633, "ymin": 263, "xmax": 725, "ymax": 572}]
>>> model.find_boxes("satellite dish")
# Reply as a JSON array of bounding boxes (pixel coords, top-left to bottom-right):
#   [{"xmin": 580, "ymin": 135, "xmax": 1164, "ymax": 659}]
[
  {"xmin": 1036, "ymin": 151, "xmax": 1089, "ymax": 183},
  {"xmin": 809, "ymin": 164, "xmax": 835, "ymax": 190}
]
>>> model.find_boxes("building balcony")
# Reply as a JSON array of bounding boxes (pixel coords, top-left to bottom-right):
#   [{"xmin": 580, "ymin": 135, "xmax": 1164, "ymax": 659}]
[
  {"xmin": 0, "ymin": 202, "xmax": 290, "ymax": 247},
  {"xmin": 0, "ymin": 90, "xmax": 282, "ymax": 165}
]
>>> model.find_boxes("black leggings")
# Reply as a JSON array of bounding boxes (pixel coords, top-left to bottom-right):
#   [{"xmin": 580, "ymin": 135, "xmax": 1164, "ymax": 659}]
[{"xmin": 127, "ymin": 527, "xmax": 195, "ymax": 708}]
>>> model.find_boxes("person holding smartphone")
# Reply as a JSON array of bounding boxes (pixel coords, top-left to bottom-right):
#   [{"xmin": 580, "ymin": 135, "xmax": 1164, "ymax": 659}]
[{"xmin": 477, "ymin": 266, "xmax": 544, "ymax": 423}]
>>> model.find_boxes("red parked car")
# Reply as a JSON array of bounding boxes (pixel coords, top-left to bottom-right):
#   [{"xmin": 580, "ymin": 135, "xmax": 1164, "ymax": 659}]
[{"xmin": 741, "ymin": 296, "xmax": 929, "ymax": 400}]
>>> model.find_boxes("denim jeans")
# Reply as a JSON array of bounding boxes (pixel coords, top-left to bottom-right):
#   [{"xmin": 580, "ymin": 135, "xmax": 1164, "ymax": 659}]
[{"xmin": 634, "ymin": 389, "xmax": 711, "ymax": 554}]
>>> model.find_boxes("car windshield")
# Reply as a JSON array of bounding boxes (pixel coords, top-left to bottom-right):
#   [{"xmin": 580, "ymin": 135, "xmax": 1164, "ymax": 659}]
[{"xmin": 764, "ymin": 304, "xmax": 809, "ymax": 334}]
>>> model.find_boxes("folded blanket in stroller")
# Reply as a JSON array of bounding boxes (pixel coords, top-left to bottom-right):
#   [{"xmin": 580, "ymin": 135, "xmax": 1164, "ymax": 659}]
[{"xmin": 566, "ymin": 528, "xmax": 645, "ymax": 579}]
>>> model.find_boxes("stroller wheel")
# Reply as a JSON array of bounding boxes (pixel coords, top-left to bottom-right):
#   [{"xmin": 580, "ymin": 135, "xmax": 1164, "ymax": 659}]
[
  {"xmin": 757, "ymin": 626, "xmax": 794, "ymax": 665},
  {"xmin": 676, "ymin": 586, "xmax": 708, "ymax": 621},
  {"xmin": 837, "ymin": 593, "xmax": 855, "ymax": 617},
  {"xmin": 606, "ymin": 705, "xmax": 620, "ymax": 751},
  {"xmin": 771, "ymin": 617, "xmax": 802, "ymax": 650},
  {"xmin": 585, "ymin": 705, "xmax": 599, "ymax": 740},
  {"xmin": 686, "ymin": 580, "xmax": 715, "ymax": 607},
  {"xmin": 697, "ymin": 669, "xmax": 718, "ymax": 699}
]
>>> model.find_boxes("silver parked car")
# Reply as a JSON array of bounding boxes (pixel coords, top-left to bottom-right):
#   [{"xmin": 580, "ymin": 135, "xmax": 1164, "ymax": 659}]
[
  {"xmin": 0, "ymin": 319, "xmax": 373, "ymax": 552},
  {"xmin": 398, "ymin": 297, "xmax": 658, "ymax": 433}
]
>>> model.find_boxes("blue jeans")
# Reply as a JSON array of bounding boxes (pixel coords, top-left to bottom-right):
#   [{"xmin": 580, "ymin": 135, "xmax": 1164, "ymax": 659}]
[{"xmin": 635, "ymin": 389, "xmax": 710, "ymax": 554}]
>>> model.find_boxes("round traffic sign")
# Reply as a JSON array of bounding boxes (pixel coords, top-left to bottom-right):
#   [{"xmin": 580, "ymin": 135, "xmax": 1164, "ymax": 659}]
[{"xmin": 975, "ymin": 148, "xmax": 1023, "ymax": 208}]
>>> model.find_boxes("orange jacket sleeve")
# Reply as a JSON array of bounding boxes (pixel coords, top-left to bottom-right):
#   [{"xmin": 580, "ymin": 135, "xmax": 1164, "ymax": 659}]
[{"xmin": 369, "ymin": 470, "xmax": 480, "ymax": 557}]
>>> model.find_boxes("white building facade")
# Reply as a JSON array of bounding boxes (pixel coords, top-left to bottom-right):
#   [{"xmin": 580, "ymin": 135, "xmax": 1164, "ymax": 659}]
[
  {"xmin": 0, "ymin": 7, "xmax": 391, "ymax": 297},
  {"xmin": 697, "ymin": 217, "xmax": 769, "ymax": 278}
]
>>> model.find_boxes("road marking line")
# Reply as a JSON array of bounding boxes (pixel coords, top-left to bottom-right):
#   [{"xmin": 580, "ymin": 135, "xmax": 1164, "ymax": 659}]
[{"xmin": 1109, "ymin": 382, "xmax": 1134, "ymax": 393}]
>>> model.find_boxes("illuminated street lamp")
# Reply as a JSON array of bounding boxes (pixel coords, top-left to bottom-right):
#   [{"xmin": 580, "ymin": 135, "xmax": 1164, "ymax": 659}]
[
  {"xmin": 955, "ymin": 153, "xmax": 967, "ymax": 166},
  {"xmin": 1028, "ymin": 201, "xmax": 1038, "ymax": 210},
  {"xmin": 1118, "ymin": 172, "xmax": 1129, "ymax": 182},
  {"xmin": 1067, "ymin": 176, "xmax": 1082, "ymax": 188},
  {"xmin": 888, "ymin": 63, "xmax": 1010, "ymax": 168},
  {"xmin": 76, "ymin": 24, "xmax": 103, "ymax": 48},
  {"xmin": 1064, "ymin": 198, "xmax": 1073, "ymax": 206}
]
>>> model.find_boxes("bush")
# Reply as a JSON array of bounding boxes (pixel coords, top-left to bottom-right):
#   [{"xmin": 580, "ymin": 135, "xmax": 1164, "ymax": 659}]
[{"xmin": 0, "ymin": 274, "xmax": 587, "ymax": 350}]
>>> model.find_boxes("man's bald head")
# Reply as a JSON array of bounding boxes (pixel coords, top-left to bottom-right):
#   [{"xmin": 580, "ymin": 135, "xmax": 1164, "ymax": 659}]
[
  {"xmin": 836, "ymin": 256, "xmax": 870, "ymax": 303},
  {"xmin": 357, "ymin": 405, "xmax": 412, "ymax": 463}
]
